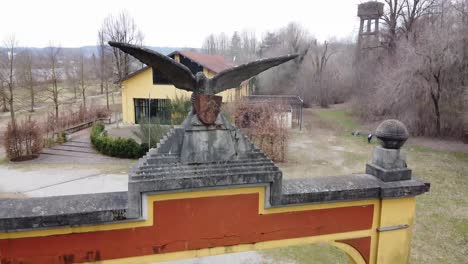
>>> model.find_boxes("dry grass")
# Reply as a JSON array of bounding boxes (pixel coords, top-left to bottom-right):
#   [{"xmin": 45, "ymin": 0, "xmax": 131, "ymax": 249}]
[{"xmin": 0, "ymin": 83, "xmax": 121, "ymax": 140}]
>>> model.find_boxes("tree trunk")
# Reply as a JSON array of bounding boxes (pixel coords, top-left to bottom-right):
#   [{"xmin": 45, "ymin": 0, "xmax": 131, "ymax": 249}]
[
  {"xmin": 28, "ymin": 62, "xmax": 34, "ymax": 112},
  {"xmin": 1, "ymin": 88, "xmax": 7, "ymax": 112},
  {"xmin": 55, "ymin": 102, "xmax": 59, "ymax": 127},
  {"xmin": 30, "ymin": 83, "xmax": 35, "ymax": 112},
  {"xmin": 82, "ymin": 88, "xmax": 86, "ymax": 109},
  {"xmin": 54, "ymin": 82, "xmax": 59, "ymax": 127},
  {"xmin": 430, "ymin": 83, "xmax": 441, "ymax": 136},
  {"xmin": 8, "ymin": 86, "xmax": 15, "ymax": 122},
  {"xmin": 105, "ymin": 80, "xmax": 109, "ymax": 110},
  {"xmin": 433, "ymin": 98, "xmax": 441, "ymax": 136}
]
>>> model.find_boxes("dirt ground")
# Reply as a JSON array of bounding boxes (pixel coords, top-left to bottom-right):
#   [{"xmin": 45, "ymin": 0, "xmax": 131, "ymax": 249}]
[{"xmin": 277, "ymin": 108, "xmax": 372, "ymax": 179}]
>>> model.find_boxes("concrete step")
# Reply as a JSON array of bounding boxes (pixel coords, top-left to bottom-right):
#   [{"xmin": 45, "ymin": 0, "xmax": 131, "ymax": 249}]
[
  {"xmin": 60, "ymin": 142, "xmax": 93, "ymax": 148},
  {"xmin": 67, "ymin": 140, "xmax": 90, "ymax": 144},
  {"xmin": 129, "ymin": 170, "xmax": 280, "ymax": 183},
  {"xmin": 130, "ymin": 166, "xmax": 280, "ymax": 180},
  {"xmin": 50, "ymin": 145, "xmax": 97, "ymax": 154},
  {"xmin": 142, "ymin": 156, "xmax": 271, "ymax": 168},
  {"xmin": 40, "ymin": 148, "xmax": 101, "ymax": 158},
  {"xmin": 135, "ymin": 159, "xmax": 275, "ymax": 174},
  {"xmin": 144, "ymin": 155, "xmax": 181, "ymax": 165}
]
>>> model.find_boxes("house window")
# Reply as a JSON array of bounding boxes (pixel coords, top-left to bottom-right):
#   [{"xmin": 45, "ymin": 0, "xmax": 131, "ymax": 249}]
[{"xmin": 134, "ymin": 98, "xmax": 171, "ymax": 124}]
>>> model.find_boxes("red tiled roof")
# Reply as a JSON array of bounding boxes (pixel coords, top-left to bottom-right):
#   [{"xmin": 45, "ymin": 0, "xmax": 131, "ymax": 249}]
[
  {"xmin": 173, "ymin": 50, "xmax": 235, "ymax": 74},
  {"xmin": 122, "ymin": 50, "xmax": 235, "ymax": 81}
]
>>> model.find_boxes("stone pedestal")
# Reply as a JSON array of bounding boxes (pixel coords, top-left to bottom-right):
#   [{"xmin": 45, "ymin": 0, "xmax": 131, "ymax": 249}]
[
  {"xmin": 366, "ymin": 146, "xmax": 411, "ymax": 182},
  {"xmin": 180, "ymin": 113, "xmax": 249, "ymax": 164}
]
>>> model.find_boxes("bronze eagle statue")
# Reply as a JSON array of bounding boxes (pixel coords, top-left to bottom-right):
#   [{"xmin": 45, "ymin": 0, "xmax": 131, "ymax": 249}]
[{"xmin": 109, "ymin": 41, "xmax": 298, "ymax": 124}]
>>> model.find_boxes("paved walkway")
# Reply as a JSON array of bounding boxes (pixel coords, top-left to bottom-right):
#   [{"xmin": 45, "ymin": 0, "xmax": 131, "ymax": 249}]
[
  {"xmin": 0, "ymin": 128, "xmax": 133, "ymax": 198},
  {"xmin": 37, "ymin": 128, "xmax": 119, "ymax": 164}
]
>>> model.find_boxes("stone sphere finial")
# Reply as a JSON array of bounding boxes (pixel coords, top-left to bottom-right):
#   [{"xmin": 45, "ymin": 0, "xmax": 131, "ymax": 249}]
[{"xmin": 375, "ymin": 119, "xmax": 409, "ymax": 149}]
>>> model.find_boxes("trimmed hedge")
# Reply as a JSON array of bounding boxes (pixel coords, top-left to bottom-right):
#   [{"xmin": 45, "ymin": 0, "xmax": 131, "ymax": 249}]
[{"xmin": 90, "ymin": 122, "xmax": 147, "ymax": 159}]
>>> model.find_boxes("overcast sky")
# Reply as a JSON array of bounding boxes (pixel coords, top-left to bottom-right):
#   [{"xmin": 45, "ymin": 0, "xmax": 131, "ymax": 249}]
[{"xmin": 0, "ymin": 0, "xmax": 368, "ymax": 48}]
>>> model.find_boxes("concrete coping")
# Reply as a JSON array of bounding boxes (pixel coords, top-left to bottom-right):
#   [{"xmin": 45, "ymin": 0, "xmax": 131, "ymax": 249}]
[
  {"xmin": 0, "ymin": 174, "xmax": 429, "ymax": 232},
  {"xmin": 0, "ymin": 192, "xmax": 128, "ymax": 232},
  {"xmin": 280, "ymin": 174, "xmax": 429, "ymax": 205}
]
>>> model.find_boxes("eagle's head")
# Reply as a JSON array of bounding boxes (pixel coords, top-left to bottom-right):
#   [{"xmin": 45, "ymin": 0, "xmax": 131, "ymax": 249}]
[{"xmin": 195, "ymin": 72, "xmax": 210, "ymax": 94}]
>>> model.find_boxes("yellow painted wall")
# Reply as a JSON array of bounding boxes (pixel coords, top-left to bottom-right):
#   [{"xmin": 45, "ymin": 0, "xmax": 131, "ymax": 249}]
[
  {"xmin": 375, "ymin": 197, "xmax": 416, "ymax": 264},
  {"xmin": 122, "ymin": 68, "xmax": 191, "ymax": 124},
  {"xmin": 122, "ymin": 67, "xmax": 249, "ymax": 124}
]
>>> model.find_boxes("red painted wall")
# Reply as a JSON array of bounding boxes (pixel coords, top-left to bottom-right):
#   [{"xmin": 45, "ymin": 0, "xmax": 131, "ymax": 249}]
[{"xmin": 0, "ymin": 193, "xmax": 373, "ymax": 264}]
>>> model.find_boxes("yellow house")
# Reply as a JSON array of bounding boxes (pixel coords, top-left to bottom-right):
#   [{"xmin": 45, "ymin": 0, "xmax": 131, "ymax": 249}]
[{"xmin": 121, "ymin": 50, "xmax": 250, "ymax": 124}]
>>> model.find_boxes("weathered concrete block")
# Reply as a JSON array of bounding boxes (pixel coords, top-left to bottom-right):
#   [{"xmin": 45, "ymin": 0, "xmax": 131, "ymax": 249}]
[
  {"xmin": 372, "ymin": 146, "xmax": 407, "ymax": 170},
  {"xmin": 366, "ymin": 163, "xmax": 412, "ymax": 182},
  {"xmin": 180, "ymin": 129, "xmax": 236, "ymax": 164}
]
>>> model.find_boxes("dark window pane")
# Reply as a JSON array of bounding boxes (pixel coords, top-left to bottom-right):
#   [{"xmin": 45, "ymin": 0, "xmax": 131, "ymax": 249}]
[{"xmin": 134, "ymin": 98, "xmax": 172, "ymax": 124}]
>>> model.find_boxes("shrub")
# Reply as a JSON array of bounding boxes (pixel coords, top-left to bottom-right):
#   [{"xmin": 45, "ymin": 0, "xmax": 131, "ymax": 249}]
[
  {"xmin": 4, "ymin": 117, "xmax": 43, "ymax": 161},
  {"xmin": 169, "ymin": 94, "xmax": 191, "ymax": 125},
  {"xmin": 91, "ymin": 122, "xmax": 146, "ymax": 159},
  {"xmin": 56, "ymin": 131, "xmax": 67, "ymax": 144},
  {"xmin": 93, "ymin": 106, "xmax": 111, "ymax": 119},
  {"xmin": 226, "ymin": 100, "xmax": 289, "ymax": 162},
  {"xmin": 133, "ymin": 118, "xmax": 169, "ymax": 148}
]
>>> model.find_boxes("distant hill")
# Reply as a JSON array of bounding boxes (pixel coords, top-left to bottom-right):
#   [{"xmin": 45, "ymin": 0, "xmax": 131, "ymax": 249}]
[{"xmin": 0, "ymin": 45, "xmax": 198, "ymax": 58}]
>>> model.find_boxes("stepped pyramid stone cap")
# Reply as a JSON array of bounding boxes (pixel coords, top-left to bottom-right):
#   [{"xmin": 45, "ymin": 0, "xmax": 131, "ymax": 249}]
[{"xmin": 375, "ymin": 119, "xmax": 409, "ymax": 149}]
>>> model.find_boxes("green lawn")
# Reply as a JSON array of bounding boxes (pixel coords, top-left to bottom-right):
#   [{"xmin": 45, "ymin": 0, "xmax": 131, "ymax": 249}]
[
  {"xmin": 261, "ymin": 107, "xmax": 468, "ymax": 264},
  {"xmin": 314, "ymin": 108, "xmax": 360, "ymax": 133}
]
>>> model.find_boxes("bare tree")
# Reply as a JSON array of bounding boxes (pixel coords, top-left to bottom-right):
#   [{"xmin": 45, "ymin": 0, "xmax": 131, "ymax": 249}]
[
  {"xmin": 101, "ymin": 10, "xmax": 143, "ymax": 85},
  {"xmin": 78, "ymin": 51, "xmax": 88, "ymax": 109},
  {"xmin": 414, "ymin": 6, "xmax": 461, "ymax": 136},
  {"xmin": 45, "ymin": 44, "xmax": 62, "ymax": 124},
  {"xmin": 0, "ymin": 35, "xmax": 18, "ymax": 122},
  {"xmin": 202, "ymin": 31, "xmax": 257, "ymax": 63},
  {"xmin": 98, "ymin": 30, "xmax": 106, "ymax": 95},
  {"xmin": 359, "ymin": 1, "xmax": 465, "ymax": 138},
  {"xmin": 258, "ymin": 23, "xmax": 312, "ymax": 95},
  {"xmin": 382, "ymin": 0, "xmax": 405, "ymax": 54},
  {"xmin": 217, "ymin": 32, "xmax": 231, "ymax": 56},
  {"xmin": 18, "ymin": 49, "xmax": 36, "ymax": 112},
  {"xmin": 0, "ymin": 81, "xmax": 7, "ymax": 112},
  {"xmin": 240, "ymin": 30, "xmax": 258, "ymax": 62},
  {"xmin": 310, "ymin": 41, "xmax": 335, "ymax": 107},
  {"xmin": 97, "ymin": 29, "xmax": 112, "ymax": 110},
  {"xmin": 0, "ymin": 47, "xmax": 9, "ymax": 112},
  {"xmin": 402, "ymin": 0, "xmax": 438, "ymax": 40},
  {"xmin": 454, "ymin": 0, "xmax": 468, "ymax": 87},
  {"xmin": 64, "ymin": 55, "xmax": 79, "ymax": 100},
  {"xmin": 230, "ymin": 31, "xmax": 242, "ymax": 61},
  {"xmin": 202, "ymin": 34, "xmax": 218, "ymax": 54}
]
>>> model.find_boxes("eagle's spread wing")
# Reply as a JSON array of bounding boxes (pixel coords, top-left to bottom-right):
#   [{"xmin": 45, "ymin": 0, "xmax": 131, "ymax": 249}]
[
  {"xmin": 209, "ymin": 54, "xmax": 298, "ymax": 94},
  {"xmin": 109, "ymin": 42, "xmax": 196, "ymax": 91}
]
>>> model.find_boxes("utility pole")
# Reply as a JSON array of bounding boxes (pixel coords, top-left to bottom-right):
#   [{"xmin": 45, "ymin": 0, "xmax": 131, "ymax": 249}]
[{"xmin": 148, "ymin": 92, "xmax": 151, "ymax": 148}]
